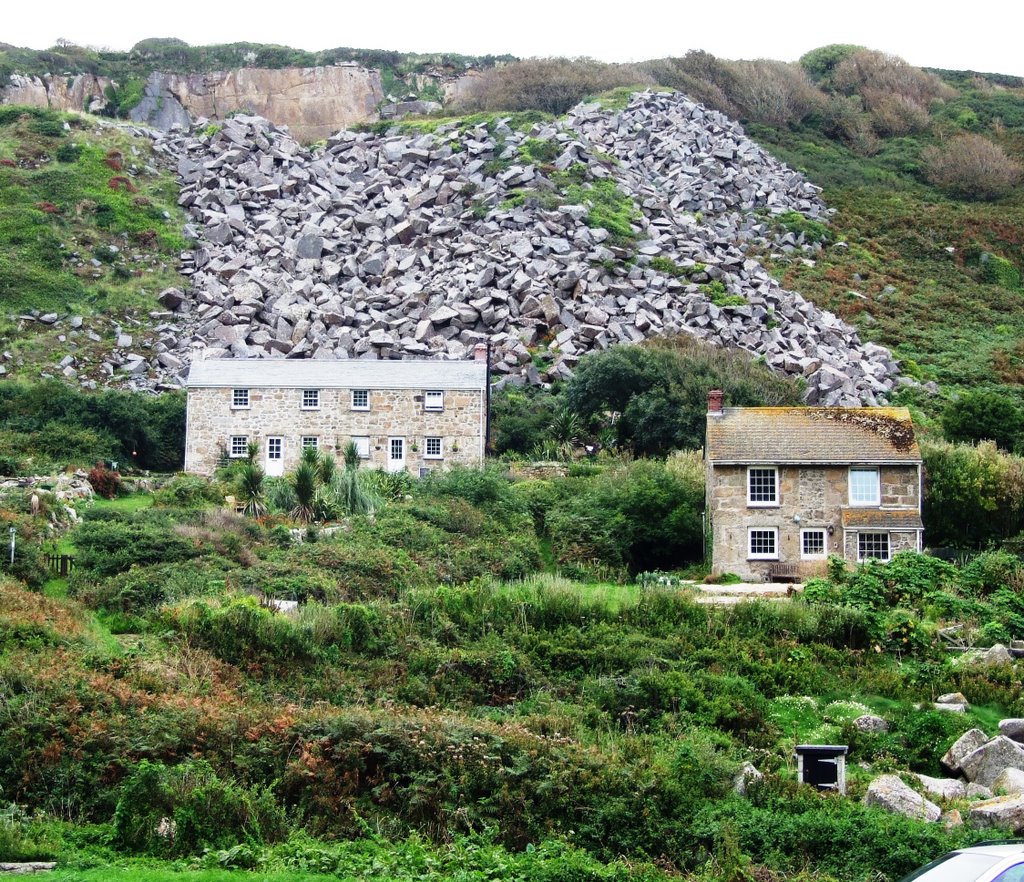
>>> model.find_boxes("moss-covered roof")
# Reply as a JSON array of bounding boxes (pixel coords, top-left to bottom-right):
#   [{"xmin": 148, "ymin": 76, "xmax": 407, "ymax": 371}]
[{"xmin": 706, "ymin": 406, "xmax": 921, "ymax": 464}]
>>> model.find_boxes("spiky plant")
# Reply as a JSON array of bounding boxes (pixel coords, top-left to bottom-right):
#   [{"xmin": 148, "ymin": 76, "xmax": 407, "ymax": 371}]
[
  {"xmin": 330, "ymin": 468, "xmax": 380, "ymax": 516},
  {"xmin": 342, "ymin": 440, "xmax": 361, "ymax": 471},
  {"xmin": 290, "ymin": 460, "xmax": 318, "ymax": 523},
  {"xmin": 238, "ymin": 462, "xmax": 268, "ymax": 518},
  {"xmin": 300, "ymin": 443, "xmax": 321, "ymax": 468},
  {"xmin": 319, "ymin": 452, "xmax": 337, "ymax": 486},
  {"xmin": 246, "ymin": 440, "xmax": 260, "ymax": 464}
]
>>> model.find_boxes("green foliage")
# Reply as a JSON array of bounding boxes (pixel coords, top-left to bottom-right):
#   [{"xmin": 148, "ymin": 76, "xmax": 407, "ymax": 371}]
[
  {"xmin": 561, "ymin": 177, "xmax": 640, "ymax": 243},
  {"xmin": 563, "ymin": 339, "xmax": 801, "ymax": 455},
  {"xmin": 943, "ymin": 389, "xmax": 1024, "ymax": 451},
  {"xmin": 978, "ymin": 252, "xmax": 1023, "ymax": 289},
  {"xmin": 0, "ymin": 381, "xmax": 185, "ymax": 472},
  {"xmin": 113, "ymin": 759, "xmax": 286, "ymax": 856},
  {"xmin": 776, "ymin": 210, "xmax": 833, "ymax": 244},
  {"xmin": 922, "ymin": 440, "xmax": 1024, "ymax": 547},
  {"xmin": 547, "ymin": 458, "xmax": 704, "ymax": 573},
  {"xmin": 238, "ymin": 462, "xmax": 268, "ymax": 518},
  {"xmin": 72, "ymin": 515, "xmax": 197, "ymax": 578},
  {"xmin": 490, "ymin": 385, "xmax": 561, "ymax": 455},
  {"xmin": 799, "ymin": 45, "xmax": 867, "ymax": 84},
  {"xmin": 154, "ymin": 475, "xmax": 223, "ymax": 509}
]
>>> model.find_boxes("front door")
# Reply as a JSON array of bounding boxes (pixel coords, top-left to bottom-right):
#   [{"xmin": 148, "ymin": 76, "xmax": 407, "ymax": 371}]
[
  {"xmin": 266, "ymin": 436, "xmax": 284, "ymax": 477},
  {"xmin": 388, "ymin": 437, "xmax": 405, "ymax": 473}
]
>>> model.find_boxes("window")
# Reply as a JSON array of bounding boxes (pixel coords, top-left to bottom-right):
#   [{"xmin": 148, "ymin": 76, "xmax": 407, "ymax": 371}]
[
  {"xmin": 849, "ymin": 467, "xmax": 880, "ymax": 506},
  {"xmin": 801, "ymin": 529, "xmax": 827, "ymax": 559},
  {"xmin": 229, "ymin": 435, "xmax": 248, "ymax": 458},
  {"xmin": 301, "ymin": 436, "xmax": 319, "ymax": 449},
  {"xmin": 748, "ymin": 528, "xmax": 779, "ymax": 560},
  {"xmin": 424, "ymin": 437, "xmax": 443, "ymax": 458},
  {"xmin": 858, "ymin": 532, "xmax": 890, "ymax": 562},
  {"xmin": 351, "ymin": 436, "xmax": 370, "ymax": 458},
  {"xmin": 424, "ymin": 390, "xmax": 444, "ymax": 411},
  {"xmin": 351, "ymin": 389, "xmax": 369, "ymax": 410},
  {"xmin": 267, "ymin": 437, "xmax": 282, "ymax": 459},
  {"xmin": 231, "ymin": 388, "xmax": 249, "ymax": 409},
  {"xmin": 747, "ymin": 467, "xmax": 778, "ymax": 506},
  {"xmin": 301, "ymin": 389, "xmax": 320, "ymax": 410}
]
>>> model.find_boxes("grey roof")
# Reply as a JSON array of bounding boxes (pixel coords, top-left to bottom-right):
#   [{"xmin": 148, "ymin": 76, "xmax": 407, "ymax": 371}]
[
  {"xmin": 706, "ymin": 406, "xmax": 921, "ymax": 464},
  {"xmin": 187, "ymin": 357, "xmax": 487, "ymax": 391}
]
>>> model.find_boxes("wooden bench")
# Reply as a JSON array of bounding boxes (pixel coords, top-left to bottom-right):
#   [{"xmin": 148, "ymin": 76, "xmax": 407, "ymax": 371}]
[{"xmin": 768, "ymin": 563, "xmax": 801, "ymax": 583}]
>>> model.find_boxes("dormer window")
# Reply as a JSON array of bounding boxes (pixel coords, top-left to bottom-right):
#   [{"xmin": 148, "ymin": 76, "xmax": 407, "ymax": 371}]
[
  {"xmin": 351, "ymin": 389, "xmax": 369, "ymax": 411},
  {"xmin": 301, "ymin": 389, "xmax": 320, "ymax": 410},
  {"xmin": 424, "ymin": 390, "xmax": 444, "ymax": 412},
  {"xmin": 231, "ymin": 388, "xmax": 250, "ymax": 409}
]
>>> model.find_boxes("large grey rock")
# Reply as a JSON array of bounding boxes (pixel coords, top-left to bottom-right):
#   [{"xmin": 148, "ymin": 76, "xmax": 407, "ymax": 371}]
[
  {"xmin": 864, "ymin": 775, "xmax": 940, "ymax": 822},
  {"xmin": 733, "ymin": 762, "xmax": 763, "ymax": 796},
  {"xmin": 853, "ymin": 714, "xmax": 888, "ymax": 733},
  {"xmin": 1000, "ymin": 719, "xmax": 1024, "ymax": 742},
  {"xmin": 960, "ymin": 736, "xmax": 1024, "ymax": 788},
  {"xmin": 916, "ymin": 774, "xmax": 967, "ymax": 802},
  {"xmin": 941, "ymin": 729, "xmax": 989, "ymax": 774},
  {"xmin": 993, "ymin": 768, "xmax": 1024, "ymax": 796},
  {"xmin": 967, "ymin": 783, "xmax": 994, "ymax": 799},
  {"xmin": 969, "ymin": 795, "xmax": 1024, "ymax": 833},
  {"xmin": 958, "ymin": 645, "xmax": 1014, "ymax": 668}
]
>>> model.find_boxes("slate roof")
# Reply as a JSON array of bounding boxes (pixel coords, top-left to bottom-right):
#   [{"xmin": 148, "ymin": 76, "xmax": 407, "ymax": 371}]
[
  {"xmin": 187, "ymin": 357, "xmax": 487, "ymax": 391},
  {"xmin": 841, "ymin": 508, "xmax": 924, "ymax": 530},
  {"xmin": 706, "ymin": 407, "xmax": 920, "ymax": 464}
]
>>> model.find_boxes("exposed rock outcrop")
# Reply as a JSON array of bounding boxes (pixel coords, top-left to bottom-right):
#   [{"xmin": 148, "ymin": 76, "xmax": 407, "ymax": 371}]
[
  {"xmin": 941, "ymin": 728, "xmax": 989, "ymax": 775},
  {"xmin": 130, "ymin": 67, "xmax": 384, "ymax": 142},
  {"xmin": 1, "ymin": 73, "xmax": 112, "ymax": 114}
]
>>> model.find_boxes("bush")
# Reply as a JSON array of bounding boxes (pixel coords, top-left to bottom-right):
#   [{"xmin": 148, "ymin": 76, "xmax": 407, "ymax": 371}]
[
  {"xmin": 922, "ymin": 134, "xmax": 1022, "ymax": 200},
  {"xmin": 72, "ymin": 517, "xmax": 197, "ymax": 578},
  {"xmin": 87, "ymin": 462, "xmax": 121, "ymax": 499},
  {"xmin": 943, "ymin": 390, "xmax": 1024, "ymax": 452},
  {"xmin": 452, "ymin": 58, "xmax": 654, "ymax": 115},
  {"xmin": 154, "ymin": 474, "xmax": 223, "ymax": 508},
  {"xmin": 727, "ymin": 59, "xmax": 823, "ymax": 126},
  {"xmin": 113, "ymin": 759, "xmax": 287, "ymax": 856}
]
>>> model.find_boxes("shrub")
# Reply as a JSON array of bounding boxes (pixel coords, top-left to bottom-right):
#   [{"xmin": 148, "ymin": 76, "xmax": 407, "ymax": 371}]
[
  {"xmin": 943, "ymin": 390, "xmax": 1024, "ymax": 452},
  {"xmin": 113, "ymin": 759, "xmax": 287, "ymax": 856},
  {"xmin": 727, "ymin": 59, "xmax": 823, "ymax": 126},
  {"xmin": 154, "ymin": 474, "xmax": 222, "ymax": 508},
  {"xmin": 922, "ymin": 134, "xmax": 1022, "ymax": 200},
  {"xmin": 72, "ymin": 517, "xmax": 197, "ymax": 577},
  {"xmin": 87, "ymin": 462, "xmax": 121, "ymax": 499},
  {"xmin": 452, "ymin": 58, "xmax": 654, "ymax": 115}
]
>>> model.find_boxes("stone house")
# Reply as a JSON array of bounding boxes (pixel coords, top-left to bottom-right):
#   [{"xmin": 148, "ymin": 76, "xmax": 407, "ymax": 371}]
[
  {"xmin": 185, "ymin": 356, "xmax": 487, "ymax": 476},
  {"xmin": 704, "ymin": 391, "xmax": 923, "ymax": 581}
]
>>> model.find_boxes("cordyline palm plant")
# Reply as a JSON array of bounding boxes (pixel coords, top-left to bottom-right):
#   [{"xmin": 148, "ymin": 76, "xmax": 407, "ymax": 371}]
[
  {"xmin": 290, "ymin": 460, "xmax": 318, "ymax": 523},
  {"xmin": 238, "ymin": 461, "xmax": 268, "ymax": 518}
]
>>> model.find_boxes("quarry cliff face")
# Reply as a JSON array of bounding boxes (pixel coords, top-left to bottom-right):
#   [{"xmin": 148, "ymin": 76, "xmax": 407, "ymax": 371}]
[
  {"xmin": 133, "ymin": 67, "xmax": 385, "ymax": 141},
  {"xmin": 1, "ymin": 65, "xmax": 386, "ymax": 142},
  {"xmin": 2, "ymin": 73, "xmax": 113, "ymax": 114}
]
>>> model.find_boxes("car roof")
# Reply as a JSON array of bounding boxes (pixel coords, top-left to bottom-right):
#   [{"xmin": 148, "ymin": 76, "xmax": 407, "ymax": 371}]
[{"xmin": 961, "ymin": 843, "xmax": 1024, "ymax": 858}]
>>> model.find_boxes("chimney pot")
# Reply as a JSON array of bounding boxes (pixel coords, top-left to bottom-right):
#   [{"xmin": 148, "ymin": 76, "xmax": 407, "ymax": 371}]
[
  {"xmin": 707, "ymin": 389, "xmax": 724, "ymax": 416},
  {"xmin": 473, "ymin": 343, "xmax": 488, "ymax": 362}
]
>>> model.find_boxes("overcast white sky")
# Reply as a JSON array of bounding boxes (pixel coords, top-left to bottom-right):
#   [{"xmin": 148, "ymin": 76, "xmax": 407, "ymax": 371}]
[{"xmin": 4, "ymin": 0, "xmax": 1021, "ymax": 78}]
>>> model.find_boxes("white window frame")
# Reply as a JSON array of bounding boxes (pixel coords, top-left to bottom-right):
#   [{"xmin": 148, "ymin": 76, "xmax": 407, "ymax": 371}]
[
  {"xmin": 849, "ymin": 467, "xmax": 881, "ymax": 506},
  {"xmin": 352, "ymin": 436, "xmax": 370, "ymax": 459},
  {"xmin": 231, "ymin": 388, "xmax": 250, "ymax": 409},
  {"xmin": 229, "ymin": 435, "xmax": 248, "ymax": 458},
  {"xmin": 424, "ymin": 436, "xmax": 443, "ymax": 459},
  {"xmin": 748, "ymin": 527, "xmax": 779, "ymax": 560},
  {"xmin": 800, "ymin": 528, "xmax": 827, "ymax": 560},
  {"xmin": 351, "ymin": 389, "xmax": 370, "ymax": 411},
  {"xmin": 301, "ymin": 389, "xmax": 320, "ymax": 410},
  {"xmin": 301, "ymin": 436, "xmax": 319, "ymax": 449},
  {"xmin": 424, "ymin": 390, "xmax": 444, "ymax": 412},
  {"xmin": 858, "ymin": 532, "xmax": 890, "ymax": 562},
  {"xmin": 747, "ymin": 466, "xmax": 779, "ymax": 507}
]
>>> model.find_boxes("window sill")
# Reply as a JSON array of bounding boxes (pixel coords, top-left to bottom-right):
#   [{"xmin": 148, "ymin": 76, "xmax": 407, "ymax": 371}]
[
  {"xmin": 746, "ymin": 502, "xmax": 780, "ymax": 508},
  {"xmin": 748, "ymin": 555, "xmax": 780, "ymax": 561}
]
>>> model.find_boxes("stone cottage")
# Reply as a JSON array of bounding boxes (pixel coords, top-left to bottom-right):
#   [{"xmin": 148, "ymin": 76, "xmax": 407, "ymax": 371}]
[
  {"xmin": 185, "ymin": 355, "xmax": 488, "ymax": 476},
  {"xmin": 704, "ymin": 391, "xmax": 923, "ymax": 581}
]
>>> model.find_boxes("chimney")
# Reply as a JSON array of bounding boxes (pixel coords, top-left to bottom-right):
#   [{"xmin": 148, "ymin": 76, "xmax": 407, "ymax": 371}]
[
  {"xmin": 473, "ymin": 343, "xmax": 488, "ymax": 361},
  {"xmin": 707, "ymin": 389, "xmax": 724, "ymax": 416}
]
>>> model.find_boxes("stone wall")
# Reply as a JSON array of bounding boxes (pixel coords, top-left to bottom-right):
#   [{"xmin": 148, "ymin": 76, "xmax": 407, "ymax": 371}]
[
  {"xmin": 708, "ymin": 463, "xmax": 921, "ymax": 581},
  {"xmin": 185, "ymin": 384, "xmax": 484, "ymax": 475}
]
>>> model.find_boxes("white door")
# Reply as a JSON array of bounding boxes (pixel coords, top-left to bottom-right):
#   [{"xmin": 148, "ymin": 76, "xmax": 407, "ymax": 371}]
[
  {"xmin": 387, "ymin": 437, "xmax": 405, "ymax": 473},
  {"xmin": 266, "ymin": 437, "xmax": 284, "ymax": 476}
]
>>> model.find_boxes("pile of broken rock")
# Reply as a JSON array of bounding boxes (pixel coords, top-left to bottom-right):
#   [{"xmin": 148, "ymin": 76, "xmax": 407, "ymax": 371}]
[{"xmin": 865, "ymin": 715, "xmax": 1024, "ymax": 831}]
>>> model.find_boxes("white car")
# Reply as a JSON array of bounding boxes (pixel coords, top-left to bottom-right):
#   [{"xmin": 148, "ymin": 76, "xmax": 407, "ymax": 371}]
[{"xmin": 901, "ymin": 843, "xmax": 1024, "ymax": 882}]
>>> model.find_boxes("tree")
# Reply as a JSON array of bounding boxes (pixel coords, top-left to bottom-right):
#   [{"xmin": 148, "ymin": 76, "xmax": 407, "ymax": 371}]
[
  {"xmin": 563, "ymin": 339, "xmax": 802, "ymax": 456},
  {"xmin": 943, "ymin": 390, "xmax": 1024, "ymax": 452}
]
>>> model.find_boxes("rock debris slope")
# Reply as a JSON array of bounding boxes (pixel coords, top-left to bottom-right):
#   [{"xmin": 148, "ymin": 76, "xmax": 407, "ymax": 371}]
[{"xmin": 151, "ymin": 90, "xmax": 901, "ymax": 404}]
